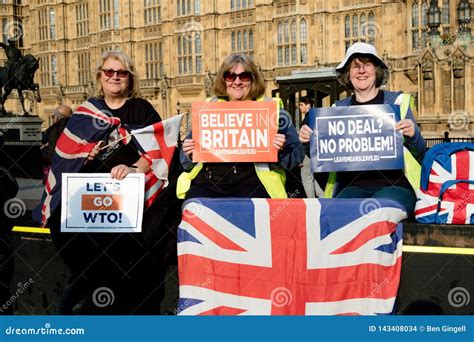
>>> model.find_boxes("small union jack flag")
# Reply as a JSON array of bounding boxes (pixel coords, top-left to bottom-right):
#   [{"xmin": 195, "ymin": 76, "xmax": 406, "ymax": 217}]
[{"xmin": 177, "ymin": 198, "xmax": 406, "ymax": 315}]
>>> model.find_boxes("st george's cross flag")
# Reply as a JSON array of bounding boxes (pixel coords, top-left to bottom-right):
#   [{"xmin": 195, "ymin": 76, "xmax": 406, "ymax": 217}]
[{"xmin": 177, "ymin": 198, "xmax": 407, "ymax": 315}]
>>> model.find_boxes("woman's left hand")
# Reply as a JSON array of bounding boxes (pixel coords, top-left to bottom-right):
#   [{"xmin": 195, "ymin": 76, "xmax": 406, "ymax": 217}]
[
  {"xmin": 110, "ymin": 164, "xmax": 137, "ymax": 180},
  {"xmin": 396, "ymin": 119, "xmax": 416, "ymax": 138},
  {"xmin": 272, "ymin": 133, "xmax": 286, "ymax": 151}
]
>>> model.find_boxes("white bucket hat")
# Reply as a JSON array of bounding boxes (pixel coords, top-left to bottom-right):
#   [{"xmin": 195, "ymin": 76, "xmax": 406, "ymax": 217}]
[{"xmin": 335, "ymin": 42, "xmax": 389, "ymax": 87}]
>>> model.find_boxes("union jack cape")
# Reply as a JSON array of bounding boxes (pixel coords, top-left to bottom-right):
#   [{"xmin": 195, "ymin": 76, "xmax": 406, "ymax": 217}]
[
  {"xmin": 35, "ymin": 98, "xmax": 182, "ymax": 226},
  {"xmin": 415, "ymin": 142, "xmax": 474, "ymax": 224},
  {"xmin": 178, "ymin": 198, "xmax": 407, "ymax": 315}
]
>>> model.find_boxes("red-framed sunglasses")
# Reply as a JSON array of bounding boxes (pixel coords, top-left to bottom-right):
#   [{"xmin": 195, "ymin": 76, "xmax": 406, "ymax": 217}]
[
  {"xmin": 101, "ymin": 68, "xmax": 130, "ymax": 78},
  {"xmin": 223, "ymin": 71, "xmax": 253, "ymax": 82}
]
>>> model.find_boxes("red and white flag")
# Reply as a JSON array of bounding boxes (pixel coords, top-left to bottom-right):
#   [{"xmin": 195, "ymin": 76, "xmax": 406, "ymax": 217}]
[{"xmin": 131, "ymin": 114, "xmax": 184, "ymax": 207}]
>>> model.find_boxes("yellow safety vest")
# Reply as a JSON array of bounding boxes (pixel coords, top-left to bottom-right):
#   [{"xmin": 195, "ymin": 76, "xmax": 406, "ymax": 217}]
[
  {"xmin": 324, "ymin": 93, "xmax": 422, "ymax": 198},
  {"xmin": 176, "ymin": 96, "xmax": 288, "ymax": 199}
]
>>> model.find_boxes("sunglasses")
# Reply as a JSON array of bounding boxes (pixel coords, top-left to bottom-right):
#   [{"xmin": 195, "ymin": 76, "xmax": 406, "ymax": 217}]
[
  {"xmin": 224, "ymin": 71, "xmax": 253, "ymax": 82},
  {"xmin": 101, "ymin": 68, "xmax": 130, "ymax": 78}
]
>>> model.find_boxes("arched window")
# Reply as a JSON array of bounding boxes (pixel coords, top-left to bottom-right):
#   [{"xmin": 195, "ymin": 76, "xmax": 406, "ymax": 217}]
[
  {"xmin": 249, "ymin": 30, "xmax": 254, "ymax": 50},
  {"xmin": 300, "ymin": 19, "xmax": 307, "ymax": 43},
  {"xmin": 367, "ymin": 12, "xmax": 375, "ymax": 44},
  {"xmin": 243, "ymin": 30, "xmax": 248, "ymax": 50},
  {"xmin": 49, "ymin": 8, "xmax": 56, "ymax": 39},
  {"xmin": 352, "ymin": 14, "xmax": 358, "ymax": 38},
  {"xmin": 421, "ymin": 1, "xmax": 428, "ymax": 27},
  {"xmin": 237, "ymin": 30, "xmax": 242, "ymax": 50},
  {"xmin": 345, "ymin": 15, "xmax": 350, "ymax": 38},
  {"xmin": 277, "ymin": 22, "xmax": 283, "ymax": 44},
  {"xmin": 231, "ymin": 31, "xmax": 236, "ymax": 51},
  {"xmin": 360, "ymin": 13, "xmax": 366, "ymax": 40},
  {"xmin": 231, "ymin": 0, "xmax": 235, "ymax": 10},
  {"xmin": 300, "ymin": 19, "xmax": 307, "ymax": 64},
  {"xmin": 290, "ymin": 19, "xmax": 296, "ymax": 42},
  {"xmin": 195, "ymin": 34, "xmax": 201, "ymax": 54}
]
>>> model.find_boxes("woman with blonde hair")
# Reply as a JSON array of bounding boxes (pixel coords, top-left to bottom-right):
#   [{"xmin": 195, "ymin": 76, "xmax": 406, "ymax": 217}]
[
  {"xmin": 43, "ymin": 50, "xmax": 176, "ymax": 314},
  {"xmin": 177, "ymin": 53, "xmax": 304, "ymax": 199}
]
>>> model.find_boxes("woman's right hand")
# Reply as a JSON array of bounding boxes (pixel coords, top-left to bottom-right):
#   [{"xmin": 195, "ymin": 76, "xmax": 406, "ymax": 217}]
[
  {"xmin": 182, "ymin": 139, "xmax": 195, "ymax": 158},
  {"xmin": 299, "ymin": 124, "xmax": 313, "ymax": 143},
  {"xmin": 87, "ymin": 141, "xmax": 105, "ymax": 161}
]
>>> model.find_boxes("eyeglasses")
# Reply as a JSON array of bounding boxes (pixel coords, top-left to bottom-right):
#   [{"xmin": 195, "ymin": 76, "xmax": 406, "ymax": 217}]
[
  {"xmin": 101, "ymin": 68, "xmax": 130, "ymax": 78},
  {"xmin": 224, "ymin": 71, "xmax": 253, "ymax": 82}
]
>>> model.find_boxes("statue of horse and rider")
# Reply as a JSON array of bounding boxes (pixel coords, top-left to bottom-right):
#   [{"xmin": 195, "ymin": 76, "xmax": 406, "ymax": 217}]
[{"xmin": 0, "ymin": 38, "xmax": 41, "ymax": 116}]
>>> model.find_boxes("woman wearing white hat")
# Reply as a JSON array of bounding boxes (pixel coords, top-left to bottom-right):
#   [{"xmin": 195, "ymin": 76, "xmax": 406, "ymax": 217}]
[{"xmin": 299, "ymin": 42, "xmax": 426, "ymax": 213}]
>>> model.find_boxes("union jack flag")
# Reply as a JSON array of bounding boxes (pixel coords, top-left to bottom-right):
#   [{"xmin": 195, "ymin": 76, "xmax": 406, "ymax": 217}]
[
  {"xmin": 35, "ymin": 98, "xmax": 181, "ymax": 226},
  {"xmin": 415, "ymin": 143, "xmax": 474, "ymax": 224},
  {"xmin": 177, "ymin": 198, "xmax": 406, "ymax": 315}
]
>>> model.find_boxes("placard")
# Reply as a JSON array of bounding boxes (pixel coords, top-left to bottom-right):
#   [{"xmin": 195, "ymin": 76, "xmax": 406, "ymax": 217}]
[
  {"xmin": 192, "ymin": 101, "xmax": 278, "ymax": 162},
  {"xmin": 309, "ymin": 105, "xmax": 404, "ymax": 172},
  {"xmin": 60, "ymin": 173, "xmax": 144, "ymax": 233}
]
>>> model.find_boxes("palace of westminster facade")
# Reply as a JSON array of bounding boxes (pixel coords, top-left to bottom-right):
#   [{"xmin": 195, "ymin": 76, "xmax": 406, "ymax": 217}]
[{"xmin": 0, "ymin": 0, "xmax": 472, "ymax": 138}]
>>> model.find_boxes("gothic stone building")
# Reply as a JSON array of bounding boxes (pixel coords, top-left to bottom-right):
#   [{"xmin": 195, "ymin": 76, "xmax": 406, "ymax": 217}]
[{"xmin": 0, "ymin": 0, "xmax": 472, "ymax": 138}]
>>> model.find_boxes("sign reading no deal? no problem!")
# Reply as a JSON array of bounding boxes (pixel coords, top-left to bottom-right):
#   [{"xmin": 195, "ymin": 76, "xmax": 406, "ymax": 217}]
[
  {"xmin": 60, "ymin": 173, "xmax": 145, "ymax": 233},
  {"xmin": 309, "ymin": 104, "xmax": 404, "ymax": 173},
  {"xmin": 192, "ymin": 101, "xmax": 278, "ymax": 163}
]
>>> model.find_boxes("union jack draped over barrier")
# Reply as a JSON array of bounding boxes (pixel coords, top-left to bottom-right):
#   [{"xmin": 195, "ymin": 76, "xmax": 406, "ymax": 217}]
[
  {"xmin": 177, "ymin": 198, "xmax": 407, "ymax": 315},
  {"xmin": 36, "ymin": 98, "xmax": 182, "ymax": 226}
]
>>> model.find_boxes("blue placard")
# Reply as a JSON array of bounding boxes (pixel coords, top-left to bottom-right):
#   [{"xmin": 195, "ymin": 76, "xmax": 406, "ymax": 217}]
[{"xmin": 309, "ymin": 105, "xmax": 404, "ymax": 173}]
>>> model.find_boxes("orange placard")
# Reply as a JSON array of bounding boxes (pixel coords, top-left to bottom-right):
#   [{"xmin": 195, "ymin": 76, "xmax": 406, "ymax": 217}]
[
  {"xmin": 81, "ymin": 194, "xmax": 123, "ymax": 211},
  {"xmin": 192, "ymin": 101, "xmax": 278, "ymax": 162}
]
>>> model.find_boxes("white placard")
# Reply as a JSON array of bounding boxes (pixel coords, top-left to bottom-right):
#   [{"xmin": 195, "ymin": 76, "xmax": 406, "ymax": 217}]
[{"xmin": 60, "ymin": 173, "xmax": 145, "ymax": 233}]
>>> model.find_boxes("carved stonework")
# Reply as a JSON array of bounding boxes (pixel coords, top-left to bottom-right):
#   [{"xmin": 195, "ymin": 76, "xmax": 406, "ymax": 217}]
[
  {"xmin": 404, "ymin": 68, "xmax": 418, "ymax": 84},
  {"xmin": 204, "ymin": 71, "xmax": 214, "ymax": 97}
]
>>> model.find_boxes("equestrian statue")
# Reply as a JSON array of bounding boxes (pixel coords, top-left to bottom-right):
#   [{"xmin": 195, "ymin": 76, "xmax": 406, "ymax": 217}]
[{"xmin": 0, "ymin": 38, "xmax": 41, "ymax": 116}]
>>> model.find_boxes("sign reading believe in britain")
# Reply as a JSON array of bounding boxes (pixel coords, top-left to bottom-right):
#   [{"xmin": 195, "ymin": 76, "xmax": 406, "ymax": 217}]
[
  {"xmin": 309, "ymin": 105, "xmax": 404, "ymax": 173},
  {"xmin": 192, "ymin": 101, "xmax": 278, "ymax": 163}
]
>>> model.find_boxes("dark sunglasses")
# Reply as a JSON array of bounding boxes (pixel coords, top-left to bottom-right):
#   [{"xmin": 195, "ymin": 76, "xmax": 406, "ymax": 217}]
[
  {"xmin": 224, "ymin": 71, "xmax": 253, "ymax": 82},
  {"xmin": 101, "ymin": 68, "xmax": 130, "ymax": 78}
]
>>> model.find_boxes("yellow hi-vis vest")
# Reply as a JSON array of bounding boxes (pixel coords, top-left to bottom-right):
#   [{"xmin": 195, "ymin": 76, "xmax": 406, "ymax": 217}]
[
  {"xmin": 176, "ymin": 96, "xmax": 288, "ymax": 199},
  {"xmin": 324, "ymin": 93, "xmax": 422, "ymax": 198}
]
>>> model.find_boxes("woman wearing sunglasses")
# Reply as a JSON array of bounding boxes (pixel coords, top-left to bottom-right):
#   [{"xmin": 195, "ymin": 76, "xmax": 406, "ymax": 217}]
[
  {"xmin": 177, "ymin": 53, "xmax": 304, "ymax": 199},
  {"xmin": 45, "ymin": 51, "xmax": 174, "ymax": 315},
  {"xmin": 299, "ymin": 42, "xmax": 426, "ymax": 213}
]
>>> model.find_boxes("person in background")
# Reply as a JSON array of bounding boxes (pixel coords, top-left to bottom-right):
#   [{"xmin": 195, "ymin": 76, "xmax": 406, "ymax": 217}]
[
  {"xmin": 177, "ymin": 53, "xmax": 304, "ymax": 200},
  {"xmin": 299, "ymin": 42, "xmax": 426, "ymax": 214},
  {"xmin": 298, "ymin": 96, "xmax": 324, "ymax": 198},
  {"xmin": 40, "ymin": 105, "xmax": 73, "ymax": 170}
]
